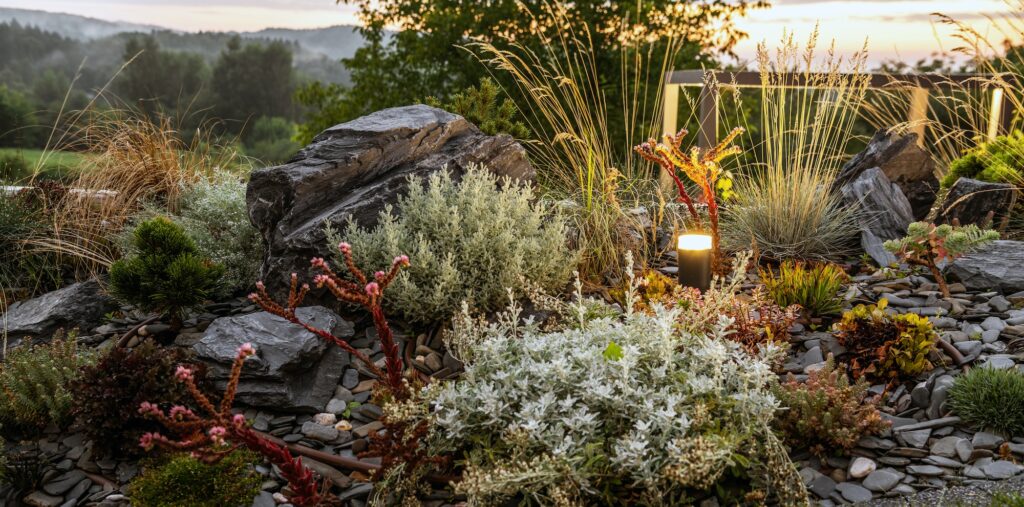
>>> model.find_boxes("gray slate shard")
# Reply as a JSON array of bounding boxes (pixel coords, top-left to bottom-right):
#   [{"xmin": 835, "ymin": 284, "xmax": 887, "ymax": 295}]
[
  {"xmin": 949, "ymin": 240, "xmax": 1024, "ymax": 293},
  {"xmin": 937, "ymin": 177, "xmax": 1017, "ymax": 228},
  {"xmin": 194, "ymin": 306, "xmax": 354, "ymax": 412},
  {"xmin": 839, "ymin": 167, "xmax": 915, "ymax": 266},
  {"xmin": 247, "ymin": 104, "xmax": 535, "ymax": 301},
  {"xmin": 1, "ymin": 279, "xmax": 117, "ymax": 344},
  {"xmin": 836, "ymin": 130, "xmax": 939, "ymax": 220}
]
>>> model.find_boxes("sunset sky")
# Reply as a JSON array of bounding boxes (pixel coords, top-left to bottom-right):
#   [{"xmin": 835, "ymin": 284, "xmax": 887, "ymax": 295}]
[{"xmin": 0, "ymin": 0, "xmax": 1017, "ymax": 64}]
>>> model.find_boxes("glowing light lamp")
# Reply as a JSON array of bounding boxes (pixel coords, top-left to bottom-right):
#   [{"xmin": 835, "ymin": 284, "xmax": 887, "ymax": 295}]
[{"xmin": 676, "ymin": 233, "xmax": 712, "ymax": 292}]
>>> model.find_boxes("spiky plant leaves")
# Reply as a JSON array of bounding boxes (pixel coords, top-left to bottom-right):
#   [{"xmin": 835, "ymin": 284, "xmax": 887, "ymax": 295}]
[{"xmin": 949, "ymin": 367, "xmax": 1024, "ymax": 436}]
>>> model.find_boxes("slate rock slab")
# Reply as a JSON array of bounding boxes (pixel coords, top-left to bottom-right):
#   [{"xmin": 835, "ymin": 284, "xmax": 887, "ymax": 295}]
[
  {"xmin": 194, "ymin": 306, "xmax": 353, "ymax": 412},
  {"xmin": 836, "ymin": 130, "xmax": 939, "ymax": 220},
  {"xmin": 938, "ymin": 177, "xmax": 1017, "ymax": 228},
  {"xmin": 949, "ymin": 240, "xmax": 1024, "ymax": 293},
  {"xmin": 1, "ymin": 279, "xmax": 117, "ymax": 344},
  {"xmin": 839, "ymin": 167, "xmax": 915, "ymax": 266},
  {"xmin": 247, "ymin": 104, "xmax": 535, "ymax": 300}
]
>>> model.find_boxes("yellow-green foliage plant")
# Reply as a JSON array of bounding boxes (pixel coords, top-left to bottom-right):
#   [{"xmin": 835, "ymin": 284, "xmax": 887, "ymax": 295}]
[
  {"xmin": 721, "ymin": 30, "xmax": 866, "ymax": 260},
  {"xmin": 884, "ymin": 221, "xmax": 999, "ymax": 298},
  {"xmin": 0, "ymin": 330, "xmax": 95, "ymax": 430},
  {"xmin": 833, "ymin": 299, "xmax": 935, "ymax": 381},
  {"xmin": 129, "ymin": 451, "xmax": 262, "ymax": 507},
  {"xmin": 759, "ymin": 261, "xmax": 848, "ymax": 317},
  {"xmin": 774, "ymin": 357, "xmax": 889, "ymax": 457}
]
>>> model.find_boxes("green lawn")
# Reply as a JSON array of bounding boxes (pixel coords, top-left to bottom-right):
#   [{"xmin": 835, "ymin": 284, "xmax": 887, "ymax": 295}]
[{"xmin": 0, "ymin": 148, "xmax": 90, "ymax": 183}]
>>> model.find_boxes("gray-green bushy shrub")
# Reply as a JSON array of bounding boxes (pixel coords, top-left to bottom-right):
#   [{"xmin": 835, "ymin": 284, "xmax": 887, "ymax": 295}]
[
  {"xmin": 0, "ymin": 331, "xmax": 95, "ymax": 430},
  {"xmin": 334, "ymin": 166, "xmax": 576, "ymax": 325},
  {"xmin": 949, "ymin": 367, "xmax": 1024, "ymax": 436}
]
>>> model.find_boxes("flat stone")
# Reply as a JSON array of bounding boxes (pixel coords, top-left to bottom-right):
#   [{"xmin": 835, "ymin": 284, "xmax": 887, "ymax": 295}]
[
  {"xmin": 973, "ymin": 432, "xmax": 1005, "ymax": 450},
  {"xmin": 301, "ymin": 421, "xmax": 339, "ymax": 442},
  {"xmin": 930, "ymin": 436, "xmax": 964, "ymax": 458},
  {"xmin": 863, "ymin": 468, "xmax": 903, "ymax": 492},
  {"xmin": 353, "ymin": 420, "xmax": 384, "ymax": 438},
  {"xmin": 906, "ymin": 465, "xmax": 944, "ymax": 476},
  {"xmin": 982, "ymin": 316, "xmax": 1007, "ymax": 332},
  {"xmin": 950, "ymin": 240, "xmax": 1024, "ymax": 294},
  {"xmin": 982, "ymin": 460, "xmax": 1023, "ymax": 479},
  {"xmin": 808, "ymin": 474, "xmax": 837, "ymax": 499},
  {"xmin": 892, "ymin": 416, "xmax": 960, "ymax": 432},
  {"xmin": 23, "ymin": 491, "xmax": 62, "ymax": 507},
  {"xmin": 836, "ymin": 482, "xmax": 873, "ymax": 503},
  {"xmin": 849, "ymin": 457, "xmax": 877, "ymax": 479},
  {"xmin": 955, "ymin": 439, "xmax": 974, "ymax": 462},
  {"xmin": 898, "ymin": 428, "xmax": 932, "ymax": 448},
  {"xmin": 42, "ymin": 469, "xmax": 87, "ymax": 496}
]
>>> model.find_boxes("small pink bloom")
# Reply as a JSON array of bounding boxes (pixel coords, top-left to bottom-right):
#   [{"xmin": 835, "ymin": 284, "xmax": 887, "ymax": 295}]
[
  {"xmin": 139, "ymin": 432, "xmax": 158, "ymax": 450},
  {"xmin": 313, "ymin": 274, "xmax": 329, "ymax": 287},
  {"xmin": 338, "ymin": 242, "xmax": 351, "ymax": 253},
  {"xmin": 374, "ymin": 271, "xmax": 386, "ymax": 281},
  {"xmin": 247, "ymin": 293, "xmax": 258, "ymax": 301},
  {"xmin": 138, "ymin": 401, "xmax": 160, "ymax": 416},
  {"xmin": 310, "ymin": 257, "xmax": 326, "ymax": 268},
  {"xmin": 175, "ymin": 366, "xmax": 194, "ymax": 382},
  {"xmin": 365, "ymin": 282, "xmax": 380, "ymax": 296},
  {"xmin": 238, "ymin": 343, "xmax": 256, "ymax": 358},
  {"xmin": 209, "ymin": 426, "xmax": 228, "ymax": 445},
  {"xmin": 232, "ymin": 413, "xmax": 246, "ymax": 426},
  {"xmin": 256, "ymin": 281, "xmax": 265, "ymax": 290},
  {"xmin": 394, "ymin": 255, "xmax": 410, "ymax": 266},
  {"xmin": 169, "ymin": 405, "xmax": 194, "ymax": 420}
]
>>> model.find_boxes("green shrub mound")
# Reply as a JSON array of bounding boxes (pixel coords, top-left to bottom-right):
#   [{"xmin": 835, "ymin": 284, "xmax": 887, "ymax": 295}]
[
  {"xmin": 426, "ymin": 77, "xmax": 529, "ymax": 138},
  {"xmin": 949, "ymin": 367, "xmax": 1024, "ymax": 436},
  {"xmin": 943, "ymin": 131, "xmax": 1024, "ymax": 188},
  {"xmin": 429, "ymin": 297, "xmax": 807, "ymax": 505},
  {"xmin": 760, "ymin": 261, "xmax": 848, "ymax": 317},
  {"xmin": 337, "ymin": 166, "xmax": 576, "ymax": 325},
  {"xmin": 0, "ymin": 331, "xmax": 95, "ymax": 430},
  {"xmin": 72, "ymin": 341, "xmax": 204, "ymax": 457},
  {"xmin": 129, "ymin": 450, "xmax": 262, "ymax": 507},
  {"xmin": 110, "ymin": 216, "xmax": 224, "ymax": 328}
]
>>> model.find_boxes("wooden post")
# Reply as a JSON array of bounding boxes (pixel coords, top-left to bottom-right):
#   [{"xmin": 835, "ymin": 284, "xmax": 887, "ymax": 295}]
[
  {"xmin": 662, "ymin": 81, "xmax": 679, "ymax": 137},
  {"xmin": 989, "ymin": 87, "xmax": 1008, "ymax": 140},
  {"xmin": 908, "ymin": 87, "xmax": 929, "ymax": 146},
  {"xmin": 698, "ymin": 82, "xmax": 719, "ymax": 149}
]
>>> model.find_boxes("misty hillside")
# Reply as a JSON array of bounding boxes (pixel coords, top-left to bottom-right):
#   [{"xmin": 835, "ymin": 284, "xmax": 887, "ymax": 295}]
[{"xmin": 0, "ymin": 7, "xmax": 158, "ymax": 40}]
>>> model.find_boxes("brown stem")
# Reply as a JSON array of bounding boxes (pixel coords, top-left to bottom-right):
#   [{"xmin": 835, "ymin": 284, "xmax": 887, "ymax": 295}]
[{"xmin": 115, "ymin": 315, "xmax": 159, "ymax": 348}]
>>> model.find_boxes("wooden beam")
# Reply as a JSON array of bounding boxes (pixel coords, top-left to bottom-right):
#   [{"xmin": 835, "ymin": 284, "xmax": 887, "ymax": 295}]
[
  {"xmin": 988, "ymin": 88, "xmax": 1006, "ymax": 140},
  {"xmin": 662, "ymin": 82, "xmax": 679, "ymax": 136},
  {"xmin": 908, "ymin": 87, "xmax": 929, "ymax": 146},
  {"xmin": 665, "ymin": 70, "xmax": 996, "ymax": 90}
]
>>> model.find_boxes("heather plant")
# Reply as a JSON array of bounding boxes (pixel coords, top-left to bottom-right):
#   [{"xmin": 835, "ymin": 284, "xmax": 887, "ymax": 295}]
[
  {"xmin": 430, "ymin": 282, "xmax": 807, "ymax": 505},
  {"xmin": 833, "ymin": 299, "xmax": 936, "ymax": 381},
  {"xmin": 109, "ymin": 216, "xmax": 225, "ymax": 329},
  {"xmin": 760, "ymin": 261, "xmax": 848, "ymax": 317},
  {"xmin": 335, "ymin": 166, "xmax": 575, "ymax": 325},
  {"xmin": 129, "ymin": 450, "xmax": 262, "ymax": 507},
  {"xmin": 174, "ymin": 172, "xmax": 262, "ymax": 295},
  {"xmin": 773, "ymin": 357, "xmax": 889, "ymax": 457},
  {"xmin": 884, "ymin": 221, "xmax": 999, "ymax": 298},
  {"xmin": 949, "ymin": 367, "xmax": 1024, "ymax": 436},
  {"xmin": 0, "ymin": 330, "xmax": 95, "ymax": 430},
  {"xmin": 634, "ymin": 127, "xmax": 744, "ymax": 269},
  {"xmin": 72, "ymin": 341, "xmax": 205, "ymax": 457},
  {"xmin": 426, "ymin": 77, "xmax": 529, "ymax": 138}
]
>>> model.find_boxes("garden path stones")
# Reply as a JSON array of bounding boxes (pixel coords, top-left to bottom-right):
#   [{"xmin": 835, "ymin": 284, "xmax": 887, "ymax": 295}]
[
  {"xmin": 194, "ymin": 306, "xmax": 353, "ymax": 412},
  {"xmin": 247, "ymin": 104, "xmax": 535, "ymax": 303},
  {"xmin": 1, "ymin": 279, "xmax": 117, "ymax": 345}
]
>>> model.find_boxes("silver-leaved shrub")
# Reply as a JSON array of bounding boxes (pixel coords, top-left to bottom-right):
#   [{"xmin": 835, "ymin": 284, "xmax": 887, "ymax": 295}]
[
  {"xmin": 335, "ymin": 166, "xmax": 577, "ymax": 325},
  {"xmin": 427, "ymin": 289, "xmax": 808, "ymax": 505}
]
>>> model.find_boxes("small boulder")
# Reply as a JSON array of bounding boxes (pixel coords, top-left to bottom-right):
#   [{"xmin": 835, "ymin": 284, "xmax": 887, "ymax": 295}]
[
  {"xmin": 937, "ymin": 177, "xmax": 1017, "ymax": 228},
  {"xmin": 949, "ymin": 240, "xmax": 1024, "ymax": 293},
  {"xmin": 194, "ymin": 306, "xmax": 353, "ymax": 412},
  {"xmin": 1, "ymin": 280, "xmax": 117, "ymax": 344},
  {"xmin": 838, "ymin": 167, "xmax": 915, "ymax": 266},
  {"xmin": 836, "ymin": 130, "xmax": 939, "ymax": 220}
]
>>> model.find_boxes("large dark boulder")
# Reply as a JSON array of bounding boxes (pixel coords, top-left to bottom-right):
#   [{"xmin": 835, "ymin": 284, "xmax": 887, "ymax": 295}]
[
  {"xmin": 1, "ymin": 280, "xmax": 117, "ymax": 344},
  {"xmin": 839, "ymin": 167, "xmax": 915, "ymax": 266},
  {"xmin": 193, "ymin": 306, "xmax": 353, "ymax": 412},
  {"xmin": 949, "ymin": 240, "xmax": 1024, "ymax": 293},
  {"xmin": 248, "ymin": 105, "xmax": 534, "ymax": 298},
  {"xmin": 937, "ymin": 177, "xmax": 1018, "ymax": 228},
  {"xmin": 836, "ymin": 130, "xmax": 939, "ymax": 220}
]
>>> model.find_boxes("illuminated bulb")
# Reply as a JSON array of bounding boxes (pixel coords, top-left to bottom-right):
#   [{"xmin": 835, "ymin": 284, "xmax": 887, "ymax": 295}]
[{"xmin": 677, "ymin": 234, "xmax": 712, "ymax": 251}]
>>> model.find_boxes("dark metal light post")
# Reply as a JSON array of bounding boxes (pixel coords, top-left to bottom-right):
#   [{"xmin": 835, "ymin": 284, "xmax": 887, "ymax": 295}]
[{"xmin": 676, "ymin": 233, "xmax": 712, "ymax": 292}]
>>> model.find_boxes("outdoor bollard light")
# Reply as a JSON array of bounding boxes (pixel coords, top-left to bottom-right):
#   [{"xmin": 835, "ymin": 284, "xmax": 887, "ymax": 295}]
[{"xmin": 676, "ymin": 233, "xmax": 712, "ymax": 292}]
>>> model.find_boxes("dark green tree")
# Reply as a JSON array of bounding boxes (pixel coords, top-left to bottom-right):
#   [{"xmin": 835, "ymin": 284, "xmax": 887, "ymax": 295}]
[
  {"xmin": 117, "ymin": 36, "xmax": 208, "ymax": 116},
  {"xmin": 212, "ymin": 36, "xmax": 295, "ymax": 132},
  {"xmin": 296, "ymin": 0, "xmax": 768, "ymax": 143},
  {"xmin": 0, "ymin": 85, "xmax": 39, "ymax": 147},
  {"xmin": 109, "ymin": 216, "xmax": 224, "ymax": 330}
]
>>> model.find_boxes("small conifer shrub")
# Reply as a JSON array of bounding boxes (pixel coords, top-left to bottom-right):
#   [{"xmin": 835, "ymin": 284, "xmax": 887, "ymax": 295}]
[
  {"xmin": 426, "ymin": 77, "xmax": 529, "ymax": 138},
  {"xmin": 129, "ymin": 450, "xmax": 262, "ymax": 507},
  {"xmin": 109, "ymin": 216, "xmax": 224, "ymax": 329},
  {"xmin": 949, "ymin": 367, "xmax": 1024, "ymax": 436},
  {"xmin": 774, "ymin": 358, "xmax": 889, "ymax": 457},
  {"xmin": 884, "ymin": 221, "xmax": 998, "ymax": 298}
]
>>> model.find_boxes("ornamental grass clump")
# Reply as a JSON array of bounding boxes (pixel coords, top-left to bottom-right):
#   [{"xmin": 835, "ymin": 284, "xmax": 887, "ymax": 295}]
[
  {"xmin": 833, "ymin": 299, "xmax": 936, "ymax": 381},
  {"xmin": 949, "ymin": 367, "xmax": 1024, "ymax": 436},
  {"xmin": 884, "ymin": 221, "xmax": 999, "ymax": 298},
  {"xmin": 336, "ymin": 166, "xmax": 575, "ymax": 325},
  {"xmin": 774, "ymin": 357, "xmax": 889, "ymax": 457},
  {"xmin": 129, "ymin": 450, "xmax": 262, "ymax": 507},
  {"xmin": 430, "ymin": 285, "xmax": 807, "ymax": 505},
  {"xmin": 109, "ymin": 216, "xmax": 225, "ymax": 329},
  {"xmin": 0, "ymin": 330, "xmax": 94, "ymax": 430},
  {"xmin": 760, "ymin": 261, "xmax": 848, "ymax": 317}
]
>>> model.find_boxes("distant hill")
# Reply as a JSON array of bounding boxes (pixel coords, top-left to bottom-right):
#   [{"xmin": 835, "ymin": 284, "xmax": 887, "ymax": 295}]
[
  {"xmin": 0, "ymin": 7, "xmax": 158, "ymax": 40},
  {"xmin": 246, "ymin": 26, "xmax": 367, "ymax": 61}
]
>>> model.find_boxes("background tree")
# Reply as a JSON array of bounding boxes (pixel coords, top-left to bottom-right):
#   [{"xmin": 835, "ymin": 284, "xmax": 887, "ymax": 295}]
[
  {"xmin": 117, "ymin": 35, "xmax": 208, "ymax": 117},
  {"xmin": 212, "ymin": 36, "xmax": 296, "ymax": 135}
]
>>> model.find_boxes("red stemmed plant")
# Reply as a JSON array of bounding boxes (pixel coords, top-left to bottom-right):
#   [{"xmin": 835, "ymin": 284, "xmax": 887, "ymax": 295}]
[
  {"xmin": 250, "ymin": 242, "xmax": 445, "ymax": 484},
  {"xmin": 138, "ymin": 345, "xmax": 327, "ymax": 506},
  {"xmin": 634, "ymin": 127, "xmax": 744, "ymax": 269}
]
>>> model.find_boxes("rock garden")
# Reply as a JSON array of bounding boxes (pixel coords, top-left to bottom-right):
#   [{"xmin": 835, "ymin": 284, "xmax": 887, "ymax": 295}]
[{"xmin": 4, "ymin": 15, "xmax": 1024, "ymax": 507}]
